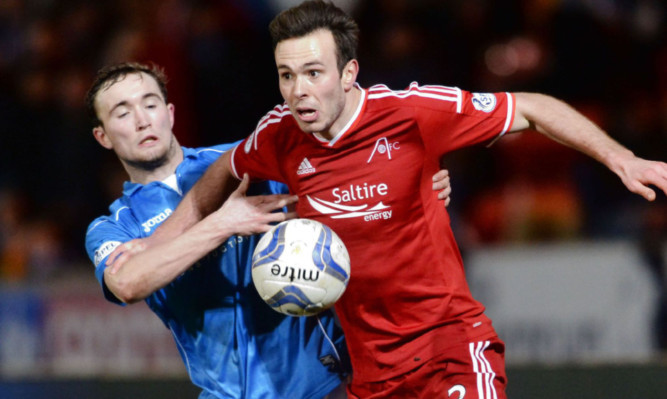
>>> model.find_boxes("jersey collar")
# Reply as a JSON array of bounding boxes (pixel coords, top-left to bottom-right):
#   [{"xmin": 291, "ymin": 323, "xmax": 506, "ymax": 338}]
[
  {"xmin": 312, "ymin": 84, "xmax": 367, "ymax": 147},
  {"xmin": 121, "ymin": 146, "xmax": 191, "ymax": 196}
]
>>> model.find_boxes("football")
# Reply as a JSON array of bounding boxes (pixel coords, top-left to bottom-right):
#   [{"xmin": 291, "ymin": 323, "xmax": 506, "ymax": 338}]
[{"xmin": 251, "ymin": 218, "xmax": 351, "ymax": 316}]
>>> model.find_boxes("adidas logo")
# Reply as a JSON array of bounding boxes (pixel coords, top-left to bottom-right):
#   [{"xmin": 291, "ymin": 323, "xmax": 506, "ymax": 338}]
[{"xmin": 297, "ymin": 158, "xmax": 316, "ymax": 175}]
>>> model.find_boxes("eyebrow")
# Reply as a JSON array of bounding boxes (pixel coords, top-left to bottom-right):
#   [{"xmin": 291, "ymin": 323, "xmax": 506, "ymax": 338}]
[
  {"xmin": 277, "ymin": 61, "xmax": 324, "ymax": 71},
  {"xmin": 108, "ymin": 92, "xmax": 163, "ymax": 116}
]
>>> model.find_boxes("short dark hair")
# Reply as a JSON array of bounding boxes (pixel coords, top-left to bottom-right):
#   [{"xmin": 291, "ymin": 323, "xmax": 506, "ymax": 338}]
[
  {"xmin": 269, "ymin": 0, "xmax": 359, "ymax": 73},
  {"xmin": 85, "ymin": 62, "xmax": 168, "ymax": 128}
]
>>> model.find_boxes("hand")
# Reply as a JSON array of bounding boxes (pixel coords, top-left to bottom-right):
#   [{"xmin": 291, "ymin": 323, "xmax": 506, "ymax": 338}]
[
  {"xmin": 432, "ymin": 169, "xmax": 451, "ymax": 207},
  {"xmin": 106, "ymin": 237, "xmax": 150, "ymax": 274},
  {"xmin": 617, "ymin": 157, "xmax": 667, "ymax": 201},
  {"xmin": 211, "ymin": 174, "xmax": 299, "ymax": 236}
]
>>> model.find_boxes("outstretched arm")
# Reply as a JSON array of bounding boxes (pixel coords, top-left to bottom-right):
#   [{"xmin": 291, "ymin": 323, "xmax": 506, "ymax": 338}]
[
  {"xmin": 104, "ymin": 175, "xmax": 297, "ymax": 303},
  {"xmin": 511, "ymin": 92, "xmax": 667, "ymax": 200}
]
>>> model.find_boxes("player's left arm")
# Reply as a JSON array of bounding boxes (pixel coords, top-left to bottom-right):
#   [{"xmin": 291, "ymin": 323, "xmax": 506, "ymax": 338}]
[{"xmin": 511, "ymin": 92, "xmax": 667, "ymax": 200}]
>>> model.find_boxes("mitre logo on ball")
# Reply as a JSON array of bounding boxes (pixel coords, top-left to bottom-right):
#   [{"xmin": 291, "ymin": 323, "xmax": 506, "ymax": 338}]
[{"xmin": 251, "ymin": 218, "xmax": 351, "ymax": 316}]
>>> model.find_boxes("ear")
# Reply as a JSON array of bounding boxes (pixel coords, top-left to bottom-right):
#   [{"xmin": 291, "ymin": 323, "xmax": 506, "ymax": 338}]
[
  {"xmin": 92, "ymin": 126, "xmax": 113, "ymax": 150},
  {"xmin": 167, "ymin": 103, "xmax": 175, "ymax": 129},
  {"xmin": 341, "ymin": 59, "xmax": 359, "ymax": 91}
]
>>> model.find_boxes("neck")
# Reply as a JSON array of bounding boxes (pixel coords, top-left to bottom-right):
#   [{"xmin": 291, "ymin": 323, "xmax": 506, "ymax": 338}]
[
  {"xmin": 320, "ymin": 85, "xmax": 362, "ymax": 141},
  {"xmin": 125, "ymin": 146, "xmax": 184, "ymax": 185}
]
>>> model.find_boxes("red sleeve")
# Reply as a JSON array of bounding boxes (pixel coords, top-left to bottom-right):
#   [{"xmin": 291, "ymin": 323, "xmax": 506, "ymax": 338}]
[
  {"xmin": 229, "ymin": 105, "xmax": 289, "ymax": 182},
  {"xmin": 412, "ymin": 86, "xmax": 515, "ymax": 155}
]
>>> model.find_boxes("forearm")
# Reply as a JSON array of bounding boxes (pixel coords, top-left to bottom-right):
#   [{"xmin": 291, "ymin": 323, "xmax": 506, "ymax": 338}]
[
  {"xmin": 104, "ymin": 212, "xmax": 236, "ymax": 303},
  {"xmin": 512, "ymin": 92, "xmax": 634, "ymax": 173},
  {"xmin": 103, "ymin": 177, "xmax": 299, "ymax": 303},
  {"xmin": 511, "ymin": 92, "xmax": 667, "ymax": 200}
]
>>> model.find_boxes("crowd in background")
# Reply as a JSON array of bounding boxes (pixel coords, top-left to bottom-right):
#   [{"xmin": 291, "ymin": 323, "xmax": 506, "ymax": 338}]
[{"xmin": 0, "ymin": 0, "xmax": 665, "ymax": 296}]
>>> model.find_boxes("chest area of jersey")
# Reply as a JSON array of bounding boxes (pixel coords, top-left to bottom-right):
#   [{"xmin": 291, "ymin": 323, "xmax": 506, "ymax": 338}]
[{"xmin": 287, "ymin": 130, "xmax": 425, "ymax": 227}]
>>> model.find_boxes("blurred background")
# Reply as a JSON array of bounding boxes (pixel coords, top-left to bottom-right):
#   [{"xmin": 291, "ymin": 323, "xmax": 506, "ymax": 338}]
[{"xmin": 0, "ymin": 0, "xmax": 665, "ymax": 398}]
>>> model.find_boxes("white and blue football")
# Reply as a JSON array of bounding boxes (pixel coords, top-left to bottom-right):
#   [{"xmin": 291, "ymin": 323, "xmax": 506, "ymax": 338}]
[{"xmin": 252, "ymin": 218, "xmax": 350, "ymax": 316}]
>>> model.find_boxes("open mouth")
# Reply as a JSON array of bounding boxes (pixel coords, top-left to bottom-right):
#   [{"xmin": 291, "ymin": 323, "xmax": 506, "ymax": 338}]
[
  {"xmin": 296, "ymin": 107, "xmax": 318, "ymax": 122},
  {"xmin": 139, "ymin": 135, "xmax": 158, "ymax": 146}
]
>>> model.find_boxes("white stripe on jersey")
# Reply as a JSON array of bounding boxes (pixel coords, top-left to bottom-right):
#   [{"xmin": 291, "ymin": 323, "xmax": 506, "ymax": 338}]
[
  {"xmin": 501, "ymin": 92, "xmax": 514, "ymax": 135},
  {"xmin": 469, "ymin": 341, "xmax": 498, "ymax": 399},
  {"xmin": 230, "ymin": 145, "xmax": 241, "ymax": 180},
  {"xmin": 367, "ymin": 82, "xmax": 463, "ymax": 113},
  {"xmin": 486, "ymin": 92, "xmax": 515, "ymax": 147},
  {"xmin": 251, "ymin": 104, "xmax": 291, "ymax": 151}
]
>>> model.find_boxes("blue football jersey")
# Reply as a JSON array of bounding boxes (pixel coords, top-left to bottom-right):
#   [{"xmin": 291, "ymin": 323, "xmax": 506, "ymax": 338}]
[{"xmin": 85, "ymin": 144, "xmax": 348, "ymax": 399}]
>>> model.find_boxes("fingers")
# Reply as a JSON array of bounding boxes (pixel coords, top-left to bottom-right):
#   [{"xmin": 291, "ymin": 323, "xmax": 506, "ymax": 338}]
[
  {"xmin": 432, "ymin": 169, "xmax": 449, "ymax": 182},
  {"xmin": 633, "ymin": 183, "xmax": 656, "ymax": 202},
  {"xmin": 627, "ymin": 161, "xmax": 667, "ymax": 201},
  {"xmin": 250, "ymin": 193, "xmax": 299, "ymax": 212},
  {"xmin": 433, "ymin": 169, "xmax": 451, "ymax": 208},
  {"xmin": 108, "ymin": 252, "xmax": 130, "ymax": 274},
  {"xmin": 432, "ymin": 169, "xmax": 450, "ymax": 191},
  {"xmin": 105, "ymin": 239, "xmax": 147, "ymax": 274},
  {"xmin": 437, "ymin": 185, "xmax": 451, "ymax": 200}
]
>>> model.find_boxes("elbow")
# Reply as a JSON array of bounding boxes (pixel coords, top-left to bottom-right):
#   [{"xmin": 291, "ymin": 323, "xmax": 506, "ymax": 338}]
[{"xmin": 104, "ymin": 272, "xmax": 147, "ymax": 304}]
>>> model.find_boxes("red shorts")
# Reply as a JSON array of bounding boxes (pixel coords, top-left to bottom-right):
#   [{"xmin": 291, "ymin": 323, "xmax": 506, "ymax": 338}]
[{"xmin": 347, "ymin": 337, "xmax": 507, "ymax": 399}]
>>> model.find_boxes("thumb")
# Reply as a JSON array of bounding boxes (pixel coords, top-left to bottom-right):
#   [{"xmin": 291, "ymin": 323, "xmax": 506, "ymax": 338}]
[{"xmin": 233, "ymin": 173, "xmax": 250, "ymax": 197}]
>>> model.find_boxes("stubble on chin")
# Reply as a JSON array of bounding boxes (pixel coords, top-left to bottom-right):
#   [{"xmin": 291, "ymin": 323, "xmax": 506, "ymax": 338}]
[{"xmin": 123, "ymin": 137, "xmax": 176, "ymax": 172}]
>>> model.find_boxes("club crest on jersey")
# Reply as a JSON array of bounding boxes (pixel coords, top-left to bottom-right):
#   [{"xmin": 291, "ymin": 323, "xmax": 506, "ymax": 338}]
[
  {"xmin": 471, "ymin": 93, "xmax": 497, "ymax": 113},
  {"xmin": 367, "ymin": 137, "xmax": 400, "ymax": 163},
  {"xmin": 297, "ymin": 158, "xmax": 316, "ymax": 175}
]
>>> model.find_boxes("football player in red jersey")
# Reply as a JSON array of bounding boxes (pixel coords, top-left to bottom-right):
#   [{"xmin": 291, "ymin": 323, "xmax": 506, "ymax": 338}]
[{"xmin": 109, "ymin": 1, "xmax": 667, "ymax": 398}]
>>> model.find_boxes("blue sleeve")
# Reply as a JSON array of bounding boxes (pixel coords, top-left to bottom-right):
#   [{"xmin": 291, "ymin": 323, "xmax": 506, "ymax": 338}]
[{"xmin": 85, "ymin": 216, "xmax": 138, "ymax": 304}]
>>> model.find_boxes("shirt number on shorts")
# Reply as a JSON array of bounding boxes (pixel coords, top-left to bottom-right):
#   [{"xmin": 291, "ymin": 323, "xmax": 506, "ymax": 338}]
[{"xmin": 448, "ymin": 385, "xmax": 466, "ymax": 398}]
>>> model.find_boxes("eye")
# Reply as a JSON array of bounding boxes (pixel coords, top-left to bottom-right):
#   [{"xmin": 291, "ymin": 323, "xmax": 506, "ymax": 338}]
[
  {"xmin": 280, "ymin": 72, "xmax": 292, "ymax": 80},
  {"xmin": 309, "ymin": 70, "xmax": 320, "ymax": 78},
  {"xmin": 118, "ymin": 111, "xmax": 129, "ymax": 118}
]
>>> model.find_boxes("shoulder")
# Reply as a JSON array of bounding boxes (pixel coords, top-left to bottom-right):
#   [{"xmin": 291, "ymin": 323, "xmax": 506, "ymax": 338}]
[
  {"xmin": 85, "ymin": 198, "xmax": 137, "ymax": 258},
  {"xmin": 238, "ymin": 104, "xmax": 299, "ymax": 155},
  {"xmin": 366, "ymin": 82, "xmax": 463, "ymax": 110},
  {"xmin": 185, "ymin": 142, "xmax": 242, "ymax": 162}
]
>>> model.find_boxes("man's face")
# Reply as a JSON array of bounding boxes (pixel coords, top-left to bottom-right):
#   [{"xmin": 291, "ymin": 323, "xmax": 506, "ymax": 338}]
[
  {"xmin": 275, "ymin": 29, "xmax": 349, "ymax": 138},
  {"xmin": 93, "ymin": 72, "xmax": 176, "ymax": 170}
]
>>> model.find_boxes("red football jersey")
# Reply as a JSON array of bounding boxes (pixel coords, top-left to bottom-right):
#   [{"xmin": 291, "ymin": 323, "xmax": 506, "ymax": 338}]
[{"xmin": 230, "ymin": 82, "xmax": 515, "ymax": 382}]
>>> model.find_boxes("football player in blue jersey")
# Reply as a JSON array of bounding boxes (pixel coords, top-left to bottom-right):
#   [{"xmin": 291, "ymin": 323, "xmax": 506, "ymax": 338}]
[
  {"xmin": 84, "ymin": 62, "xmax": 452, "ymax": 398},
  {"xmin": 84, "ymin": 62, "xmax": 348, "ymax": 399}
]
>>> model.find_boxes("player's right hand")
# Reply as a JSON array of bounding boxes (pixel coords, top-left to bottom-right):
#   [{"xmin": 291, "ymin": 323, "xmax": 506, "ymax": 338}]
[{"xmin": 212, "ymin": 174, "xmax": 299, "ymax": 236}]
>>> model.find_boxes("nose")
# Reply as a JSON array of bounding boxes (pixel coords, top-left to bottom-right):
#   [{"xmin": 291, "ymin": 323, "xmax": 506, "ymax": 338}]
[
  {"xmin": 135, "ymin": 108, "xmax": 151, "ymax": 131},
  {"xmin": 292, "ymin": 75, "xmax": 307, "ymax": 99}
]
